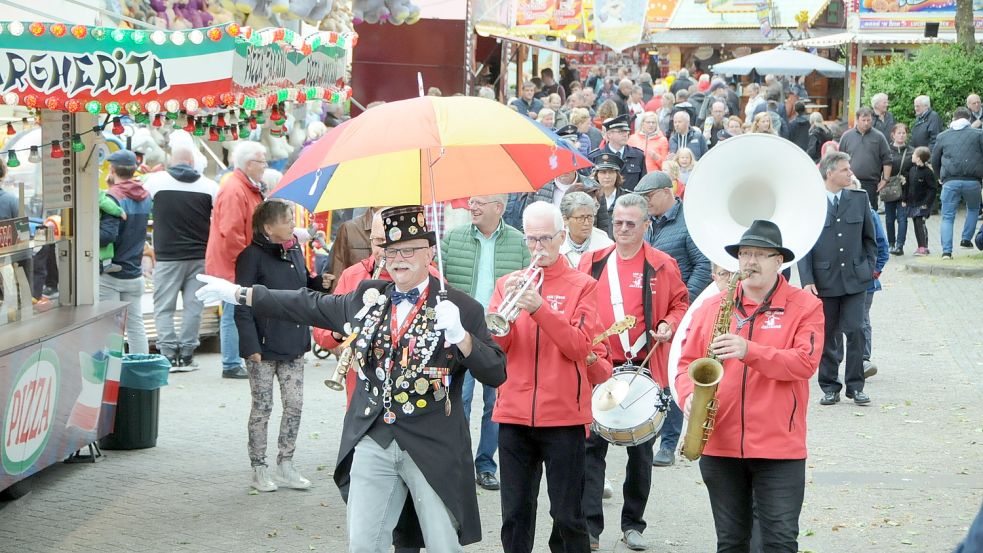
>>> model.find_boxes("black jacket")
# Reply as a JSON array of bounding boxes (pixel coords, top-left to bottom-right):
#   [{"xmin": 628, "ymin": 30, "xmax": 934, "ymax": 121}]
[
  {"xmin": 872, "ymin": 110, "xmax": 896, "ymax": 137},
  {"xmin": 905, "ymin": 164, "xmax": 938, "ymax": 209},
  {"xmin": 250, "ymin": 276, "xmax": 506, "ymax": 548},
  {"xmin": 234, "ymin": 235, "xmax": 327, "ymax": 360},
  {"xmin": 798, "ymin": 189, "xmax": 877, "ymax": 297},
  {"xmin": 807, "ymin": 125, "xmax": 832, "ymax": 162},
  {"xmin": 911, "ymin": 109, "xmax": 942, "ymax": 150},
  {"xmin": 930, "ymin": 126, "xmax": 983, "ymax": 183},
  {"xmin": 787, "ymin": 115, "xmax": 811, "ymax": 152}
]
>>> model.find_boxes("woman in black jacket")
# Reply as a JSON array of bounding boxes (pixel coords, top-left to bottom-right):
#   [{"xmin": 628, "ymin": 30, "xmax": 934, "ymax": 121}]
[
  {"xmin": 906, "ymin": 146, "xmax": 939, "ymax": 256},
  {"xmin": 235, "ymin": 199, "xmax": 330, "ymax": 492},
  {"xmin": 806, "ymin": 112, "xmax": 832, "ymax": 162},
  {"xmin": 886, "ymin": 123, "xmax": 912, "ymax": 255}
]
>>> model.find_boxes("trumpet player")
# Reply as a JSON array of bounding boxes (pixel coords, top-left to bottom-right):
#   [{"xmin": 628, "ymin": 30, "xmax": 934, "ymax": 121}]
[
  {"xmin": 577, "ymin": 193, "xmax": 689, "ymax": 551},
  {"xmin": 675, "ymin": 220, "xmax": 824, "ymax": 553},
  {"xmin": 489, "ymin": 201, "xmax": 611, "ymax": 553}
]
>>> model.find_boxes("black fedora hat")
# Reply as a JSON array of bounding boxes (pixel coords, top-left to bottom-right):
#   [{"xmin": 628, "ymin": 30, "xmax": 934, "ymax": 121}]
[{"xmin": 724, "ymin": 220, "xmax": 795, "ymax": 262}]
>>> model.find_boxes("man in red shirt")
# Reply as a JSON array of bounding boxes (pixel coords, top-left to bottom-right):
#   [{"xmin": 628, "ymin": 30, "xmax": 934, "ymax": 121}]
[
  {"xmin": 578, "ymin": 193, "xmax": 689, "ymax": 551},
  {"xmin": 490, "ymin": 201, "xmax": 611, "ymax": 553},
  {"xmin": 675, "ymin": 220, "xmax": 824, "ymax": 552}
]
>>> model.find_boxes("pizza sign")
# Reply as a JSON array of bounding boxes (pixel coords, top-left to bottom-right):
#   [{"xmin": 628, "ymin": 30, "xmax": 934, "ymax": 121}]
[{"xmin": 2, "ymin": 349, "xmax": 60, "ymax": 476}]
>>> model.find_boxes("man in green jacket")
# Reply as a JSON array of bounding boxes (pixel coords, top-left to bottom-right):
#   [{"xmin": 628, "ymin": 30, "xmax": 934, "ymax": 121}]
[{"xmin": 441, "ymin": 194, "xmax": 530, "ymax": 491}]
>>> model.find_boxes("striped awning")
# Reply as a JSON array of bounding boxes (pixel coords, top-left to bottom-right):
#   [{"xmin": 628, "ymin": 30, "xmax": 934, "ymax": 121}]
[{"xmin": 786, "ymin": 31, "xmax": 970, "ymax": 48}]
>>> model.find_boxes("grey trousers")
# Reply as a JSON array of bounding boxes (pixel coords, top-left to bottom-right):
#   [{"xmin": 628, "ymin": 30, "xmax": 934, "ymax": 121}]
[
  {"xmin": 99, "ymin": 274, "xmax": 148, "ymax": 354},
  {"xmin": 153, "ymin": 259, "xmax": 206, "ymax": 357},
  {"xmin": 246, "ymin": 357, "xmax": 305, "ymax": 467},
  {"xmin": 347, "ymin": 437, "xmax": 462, "ymax": 553}
]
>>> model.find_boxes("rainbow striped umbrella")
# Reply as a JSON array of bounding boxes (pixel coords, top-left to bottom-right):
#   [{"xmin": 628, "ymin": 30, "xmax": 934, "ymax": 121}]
[{"xmin": 271, "ymin": 95, "xmax": 592, "ymax": 212}]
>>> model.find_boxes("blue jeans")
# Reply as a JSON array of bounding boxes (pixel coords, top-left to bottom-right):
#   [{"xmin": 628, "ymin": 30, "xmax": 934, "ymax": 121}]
[
  {"xmin": 659, "ymin": 387, "xmax": 682, "ymax": 452},
  {"xmin": 940, "ymin": 180, "xmax": 982, "ymax": 254},
  {"xmin": 461, "ymin": 372, "xmax": 498, "ymax": 475},
  {"xmin": 220, "ymin": 301, "xmax": 243, "ymax": 371},
  {"xmin": 884, "ymin": 200, "xmax": 908, "ymax": 248}
]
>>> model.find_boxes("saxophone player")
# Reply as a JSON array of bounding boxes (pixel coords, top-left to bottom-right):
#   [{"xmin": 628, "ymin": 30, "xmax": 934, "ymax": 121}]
[{"xmin": 675, "ymin": 220, "xmax": 824, "ymax": 553}]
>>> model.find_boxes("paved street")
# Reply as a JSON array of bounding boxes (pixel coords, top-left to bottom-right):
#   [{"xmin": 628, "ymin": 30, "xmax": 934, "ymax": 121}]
[{"xmin": 2, "ymin": 215, "xmax": 982, "ymax": 553}]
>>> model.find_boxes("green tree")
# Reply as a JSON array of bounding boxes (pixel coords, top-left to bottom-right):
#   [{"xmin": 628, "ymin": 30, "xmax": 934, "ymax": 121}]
[{"xmin": 861, "ymin": 45, "xmax": 983, "ymax": 128}]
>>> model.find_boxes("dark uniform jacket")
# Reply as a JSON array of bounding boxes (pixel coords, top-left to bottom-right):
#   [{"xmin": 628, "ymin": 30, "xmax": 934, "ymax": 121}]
[
  {"xmin": 250, "ymin": 276, "xmax": 506, "ymax": 547},
  {"xmin": 798, "ymin": 189, "xmax": 877, "ymax": 297},
  {"xmin": 589, "ymin": 144, "xmax": 647, "ymax": 191}
]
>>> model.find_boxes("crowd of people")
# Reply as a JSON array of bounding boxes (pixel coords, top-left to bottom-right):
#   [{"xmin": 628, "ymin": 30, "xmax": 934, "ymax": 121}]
[{"xmin": 80, "ymin": 60, "xmax": 983, "ymax": 553}]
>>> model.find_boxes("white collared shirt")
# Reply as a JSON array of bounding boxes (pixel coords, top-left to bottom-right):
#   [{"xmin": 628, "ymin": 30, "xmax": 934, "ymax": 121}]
[{"xmin": 395, "ymin": 278, "xmax": 429, "ymax": 326}]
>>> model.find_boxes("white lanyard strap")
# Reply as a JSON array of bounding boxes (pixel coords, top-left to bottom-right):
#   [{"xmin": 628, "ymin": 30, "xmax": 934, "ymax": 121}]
[{"xmin": 605, "ymin": 253, "xmax": 647, "ymax": 359}]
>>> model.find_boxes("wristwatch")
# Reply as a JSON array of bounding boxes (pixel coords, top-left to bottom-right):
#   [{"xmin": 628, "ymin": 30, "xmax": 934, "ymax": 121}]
[{"xmin": 237, "ymin": 287, "xmax": 249, "ymax": 306}]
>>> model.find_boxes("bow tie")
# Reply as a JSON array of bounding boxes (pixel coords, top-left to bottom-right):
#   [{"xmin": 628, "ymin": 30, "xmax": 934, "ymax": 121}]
[{"xmin": 391, "ymin": 288, "xmax": 421, "ymax": 305}]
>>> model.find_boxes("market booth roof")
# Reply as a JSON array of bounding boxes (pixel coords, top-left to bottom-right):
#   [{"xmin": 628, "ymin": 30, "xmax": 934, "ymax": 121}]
[
  {"xmin": 711, "ymin": 48, "xmax": 846, "ymax": 77},
  {"xmin": 0, "ymin": 21, "xmax": 356, "ymax": 116},
  {"xmin": 786, "ymin": 30, "xmax": 972, "ymax": 48}
]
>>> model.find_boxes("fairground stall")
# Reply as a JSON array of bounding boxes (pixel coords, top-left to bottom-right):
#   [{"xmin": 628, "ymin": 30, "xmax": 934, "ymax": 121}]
[{"xmin": 0, "ymin": 19, "xmax": 352, "ymax": 496}]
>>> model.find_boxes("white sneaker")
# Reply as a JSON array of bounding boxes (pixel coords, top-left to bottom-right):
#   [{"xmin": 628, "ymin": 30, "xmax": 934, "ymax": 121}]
[
  {"xmin": 275, "ymin": 460, "xmax": 312, "ymax": 490},
  {"xmin": 602, "ymin": 478, "xmax": 614, "ymax": 499},
  {"xmin": 252, "ymin": 465, "xmax": 278, "ymax": 492}
]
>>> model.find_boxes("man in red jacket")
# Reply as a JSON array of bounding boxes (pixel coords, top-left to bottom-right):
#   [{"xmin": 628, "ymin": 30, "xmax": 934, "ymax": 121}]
[
  {"xmin": 490, "ymin": 201, "xmax": 611, "ymax": 553},
  {"xmin": 578, "ymin": 193, "xmax": 689, "ymax": 551},
  {"xmin": 675, "ymin": 220, "xmax": 824, "ymax": 553},
  {"xmin": 205, "ymin": 141, "xmax": 267, "ymax": 379}
]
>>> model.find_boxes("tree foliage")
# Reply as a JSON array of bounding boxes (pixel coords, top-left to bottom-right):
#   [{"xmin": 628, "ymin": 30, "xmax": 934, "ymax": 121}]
[{"xmin": 861, "ymin": 45, "xmax": 983, "ymax": 127}]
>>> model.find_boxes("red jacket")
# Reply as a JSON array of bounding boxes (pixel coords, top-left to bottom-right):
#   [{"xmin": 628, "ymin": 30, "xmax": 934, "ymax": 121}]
[
  {"xmin": 312, "ymin": 257, "xmax": 443, "ymax": 406},
  {"xmin": 205, "ymin": 170, "xmax": 263, "ymax": 281},
  {"xmin": 675, "ymin": 277, "xmax": 824, "ymax": 459},
  {"xmin": 491, "ymin": 260, "xmax": 612, "ymax": 427},
  {"xmin": 579, "ymin": 244, "xmax": 690, "ymax": 388}
]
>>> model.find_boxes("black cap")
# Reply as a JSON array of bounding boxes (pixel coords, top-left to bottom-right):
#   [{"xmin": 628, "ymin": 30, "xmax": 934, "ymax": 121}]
[
  {"xmin": 556, "ymin": 124, "xmax": 579, "ymax": 141},
  {"xmin": 593, "ymin": 152, "xmax": 624, "ymax": 172},
  {"xmin": 724, "ymin": 220, "xmax": 795, "ymax": 262},
  {"xmin": 380, "ymin": 205, "xmax": 436, "ymax": 247},
  {"xmin": 602, "ymin": 114, "xmax": 630, "ymax": 131}
]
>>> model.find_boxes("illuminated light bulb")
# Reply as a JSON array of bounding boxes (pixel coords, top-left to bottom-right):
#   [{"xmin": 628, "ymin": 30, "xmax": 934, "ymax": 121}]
[
  {"xmin": 151, "ymin": 30, "xmax": 166, "ymax": 45},
  {"xmin": 126, "ymin": 101, "xmax": 142, "ymax": 115},
  {"xmin": 111, "ymin": 28, "xmax": 126, "ymax": 42},
  {"xmin": 91, "ymin": 27, "xmax": 106, "ymax": 40},
  {"xmin": 188, "ymin": 30, "xmax": 203, "ymax": 44},
  {"xmin": 29, "ymin": 22, "xmax": 46, "ymax": 36},
  {"xmin": 145, "ymin": 100, "xmax": 161, "ymax": 114},
  {"xmin": 226, "ymin": 23, "xmax": 240, "ymax": 37},
  {"xmin": 85, "ymin": 100, "xmax": 101, "ymax": 115},
  {"xmin": 184, "ymin": 98, "xmax": 199, "ymax": 112},
  {"xmin": 66, "ymin": 99, "xmax": 82, "ymax": 112},
  {"xmin": 105, "ymin": 101, "xmax": 121, "ymax": 115},
  {"xmin": 50, "ymin": 23, "xmax": 67, "ymax": 37},
  {"xmin": 71, "ymin": 25, "xmax": 87, "ymax": 39},
  {"xmin": 45, "ymin": 97, "xmax": 61, "ymax": 110},
  {"xmin": 207, "ymin": 28, "xmax": 222, "ymax": 41},
  {"xmin": 71, "ymin": 135, "xmax": 85, "ymax": 152},
  {"xmin": 164, "ymin": 99, "xmax": 180, "ymax": 113},
  {"xmin": 28, "ymin": 146, "xmax": 41, "ymax": 163},
  {"xmin": 111, "ymin": 117, "xmax": 124, "ymax": 135},
  {"xmin": 8, "ymin": 22, "xmax": 24, "ymax": 36},
  {"xmin": 132, "ymin": 30, "xmax": 147, "ymax": 44},
  {"xmin": 3, "ymin": 92, "xmax": 18, "ymax": 106},
  {"xmin": 6, "ymin": 150, "xmax": 20, "ymax": 168},
  {"xmin": 171, "ymin": 31, "xmax": 185, "ymax": 46},
  {"xmin": 50, "ymin": 141, "xmax": 65, "ymax": 159}
]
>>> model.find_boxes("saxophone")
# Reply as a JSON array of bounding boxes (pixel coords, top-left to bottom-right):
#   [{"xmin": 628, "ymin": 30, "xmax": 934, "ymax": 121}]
[{"xmin": 681, "ymin": 272, "xmax": 743, "ymax": 461}]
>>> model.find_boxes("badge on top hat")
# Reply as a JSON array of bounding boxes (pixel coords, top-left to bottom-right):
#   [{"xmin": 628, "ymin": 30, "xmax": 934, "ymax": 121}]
[
  {"xmin": 601, "ymin": 114, "xmax": 630, "ymax": 132},
  {"xmin": 593, "ymin": 152, "xmax": 624, "ymax": 172},
  {"xmin": 380, "ymin": 205, "xmax": 436, "ymax": 247}
]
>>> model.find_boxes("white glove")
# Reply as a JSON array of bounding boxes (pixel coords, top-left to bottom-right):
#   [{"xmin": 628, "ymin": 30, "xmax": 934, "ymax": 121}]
[
  {"xmin": 195, "ymin": 274, "xmax": 240, "ymax": 305},
  {"xmin": 434, "ymin": 300, "xmax": 467, "ymax": 345}
]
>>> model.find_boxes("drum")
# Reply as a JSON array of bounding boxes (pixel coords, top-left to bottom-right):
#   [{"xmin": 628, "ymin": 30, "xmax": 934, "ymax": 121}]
[{"xmin": 591, "ymin": 364, "xmax": 667, "ymax": 446}]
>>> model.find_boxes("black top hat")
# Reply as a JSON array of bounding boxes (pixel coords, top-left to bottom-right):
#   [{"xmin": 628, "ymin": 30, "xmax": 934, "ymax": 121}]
[
  {"xmin": 602, "ymin": 114, "xmax": 631, "ymax": 131},
  {"xmin": 380, "ymin": 205, "xmax": 436, "ymax": 247},
  {"xmin": 593, "ymin": 152, "xmax": 624, "ymax": 172},
  {"xmin": 556, "ymin": 124, "xmax": 579, "ymax": 141},
  {"xmin": 724, "ymin": 220, "xmax": 795, "ymax": 262}
]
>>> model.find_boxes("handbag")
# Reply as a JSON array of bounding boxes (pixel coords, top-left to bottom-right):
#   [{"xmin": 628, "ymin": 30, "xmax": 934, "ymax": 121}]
[{"xmin": 879, "ymin": 175, "xmax": 904, "ymax": 203}]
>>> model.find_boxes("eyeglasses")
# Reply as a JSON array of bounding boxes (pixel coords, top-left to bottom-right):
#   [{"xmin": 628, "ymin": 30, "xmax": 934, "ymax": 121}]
[
  {"xmin": 738, "ymin": 251, "xmax": 782, "ymax": 261},
  {"xmin": 383, "ymin": 246, "xmax": 430, "ymax": 259},
  {"xmin": 567, "ymin": 215, "xmax": 595, "ymax": 224},
  {"xmin": 612, "ymin": 219, "xmax": 645, "ymax": 229},
  {"xmin": 523, "ymin": 230, "xmax": 562, "ymax": 246},
  {"xmin": 467, "ymin": 199, "xmax": 501, "ymax": 209}
]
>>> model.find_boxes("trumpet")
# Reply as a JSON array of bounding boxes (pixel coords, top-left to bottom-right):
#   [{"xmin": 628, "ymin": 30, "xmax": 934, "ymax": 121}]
[
  {"xmin": 324, "ymin": 332, "xmax": 358, "ymax": 391},
  {"xmin": 485, "ymin": 253, "xmax": 545, "ymax": 337}
]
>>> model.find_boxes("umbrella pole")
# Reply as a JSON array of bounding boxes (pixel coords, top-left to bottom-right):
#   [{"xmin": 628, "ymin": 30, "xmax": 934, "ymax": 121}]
[{"xmin": 427, "ymin": 147, "xmax": 447, "ymax": 296}]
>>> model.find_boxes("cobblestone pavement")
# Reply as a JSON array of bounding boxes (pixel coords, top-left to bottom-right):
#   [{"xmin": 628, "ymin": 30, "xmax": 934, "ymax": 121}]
[{"xmin": 2, "ymin": 215, "xmax": 982, "ymax": 553}]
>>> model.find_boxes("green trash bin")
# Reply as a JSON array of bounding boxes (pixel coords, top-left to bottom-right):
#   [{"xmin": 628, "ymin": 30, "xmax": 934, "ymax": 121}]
[{"xmin": 100, "ymin": 354, "xmax": 171, "ymax": 450}]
